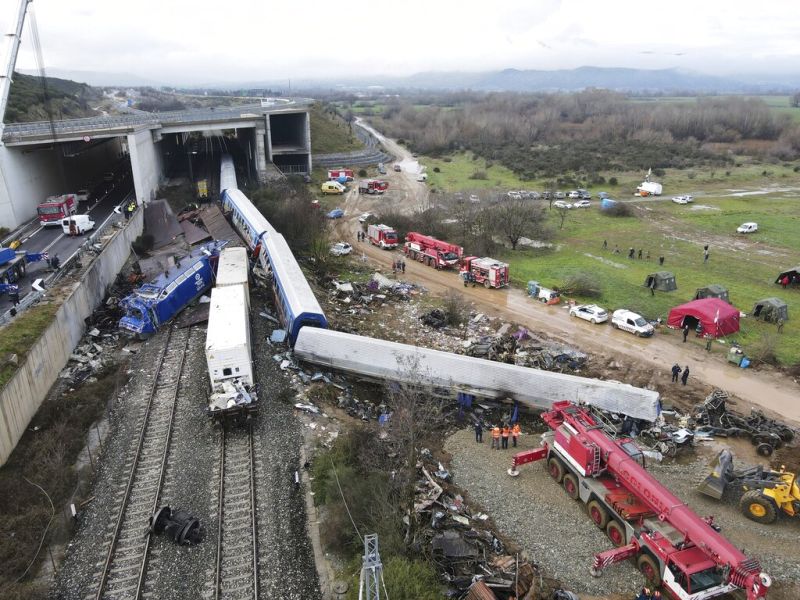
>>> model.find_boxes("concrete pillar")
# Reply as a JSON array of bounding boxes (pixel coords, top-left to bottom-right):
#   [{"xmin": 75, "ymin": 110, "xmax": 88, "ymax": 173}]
[
  {"xmin": 127, "ymin": 128, "xmax": 163, "ymax": 205},
  {"xmin": 304, "ymin": 111, "xmax": 313, "ymax": 173},
  {"xmin": 254, "ymin": 125, "xmax": 268, "ymax": 186}
]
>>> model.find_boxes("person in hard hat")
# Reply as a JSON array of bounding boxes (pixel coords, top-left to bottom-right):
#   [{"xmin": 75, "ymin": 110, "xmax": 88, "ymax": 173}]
[
  {"xmin": 511, "ymin": 423, "xmax": 521, "ymax": 447},
  {"xmin": 491, "ymin": 425, "xmax": 501, "ymax": 450},
  {"xmin": 501, "ymin": 424, "xmax": 510, "ymax": 449}
]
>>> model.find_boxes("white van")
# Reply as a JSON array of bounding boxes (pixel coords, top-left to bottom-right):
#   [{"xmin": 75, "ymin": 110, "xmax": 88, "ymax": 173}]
[
  {"xmin": 61, "ymin": 214, "xmax": 96, "ymax": 235},
  {"xmin": 611, "ymin": 309, "xmax": 654, "ymax": 337}
]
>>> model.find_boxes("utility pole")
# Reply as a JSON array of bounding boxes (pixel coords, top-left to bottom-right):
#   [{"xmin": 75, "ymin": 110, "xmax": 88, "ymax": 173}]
[{"xmin": 358, "ymin": 534, "xmax": 384, "ymax": 600}]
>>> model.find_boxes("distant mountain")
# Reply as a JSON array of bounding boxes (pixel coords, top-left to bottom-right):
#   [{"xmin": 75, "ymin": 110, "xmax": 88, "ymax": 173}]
[
  {"xmin": 286, "ymin": 67, "xmax": 800, "ymax": 94},
  {"xmin": 19, "ymin": 68, "xmax": 165, "ymax": 88}
]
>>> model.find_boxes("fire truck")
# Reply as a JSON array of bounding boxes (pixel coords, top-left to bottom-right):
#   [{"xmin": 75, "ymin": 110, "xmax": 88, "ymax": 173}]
[
  {"xmin": 460, "ymin": 256, "xmax": 509, "ymax": 289},
  {"xmin": 327, "ymin": 168, "xmax": 354, "ymax": 182},
  {"xmin": 403, "ymin": 232, "xmax": 462, "ymax": 269},
  {"xmin": 37, "ymin": 194, "xmax": 77, "ymax": 227},
  {"xmin": 357, "ymin": 179, "xmax": 389, "ymax": 195},
  {"xmin": 509, "ymin": 401, "xmax": 771, "ymax": 600},
  {"xmin": 367, "ymin": 224, "xmax": 399, "ymax": 250}
]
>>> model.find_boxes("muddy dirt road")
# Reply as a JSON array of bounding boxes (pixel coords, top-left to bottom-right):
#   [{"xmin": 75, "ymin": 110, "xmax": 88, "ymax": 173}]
[{"xmin": 335, "ymin": 128, "xmax": 800, "ymax": 426}]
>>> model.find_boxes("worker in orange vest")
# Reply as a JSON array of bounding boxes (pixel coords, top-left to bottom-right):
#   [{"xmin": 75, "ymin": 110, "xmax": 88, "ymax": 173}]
[
  {"xmin": 501, "ymin": 424, "xmax": 510, "ymax": 449},
  {"xmin": 512, "ymin": 423, "xmax": 521, "ymax": 447},
  {"xmin": 491, "ymin": 425, "xmax": 501, "ymax": 450}
]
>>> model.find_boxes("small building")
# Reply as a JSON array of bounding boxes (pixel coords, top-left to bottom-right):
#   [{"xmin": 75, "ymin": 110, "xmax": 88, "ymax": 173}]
[
  {"xmin": 694, "ymin": 285, "xmax": 730, "ymax": 303},
  {"xmin": 752, "ymin": 298, "xmax": 788, "ymax": 323},
  {"xmin": 644, "ymin": 271, "xmax": 677, "ymax": 292}
]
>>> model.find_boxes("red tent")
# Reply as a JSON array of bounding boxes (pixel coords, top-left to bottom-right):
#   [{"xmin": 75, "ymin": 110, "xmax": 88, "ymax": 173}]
[{"xmin": 667, "ymin": 298, "xmax": 740, "ymax": 338}]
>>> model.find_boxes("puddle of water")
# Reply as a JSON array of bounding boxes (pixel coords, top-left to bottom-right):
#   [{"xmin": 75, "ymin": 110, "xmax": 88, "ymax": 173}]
[
  {"xmin": 583, "ymin": 253, "xmax": 628, "ymax": 269},
  {"xmin": 723, "ymin": 187, "xmax": 800, "ymax": 197}
]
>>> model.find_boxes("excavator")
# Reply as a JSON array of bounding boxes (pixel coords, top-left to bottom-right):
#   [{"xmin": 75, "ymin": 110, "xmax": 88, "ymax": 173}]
[{"xmin": 698, "ymin": 449, "xmax": 800, "ymax": 524}]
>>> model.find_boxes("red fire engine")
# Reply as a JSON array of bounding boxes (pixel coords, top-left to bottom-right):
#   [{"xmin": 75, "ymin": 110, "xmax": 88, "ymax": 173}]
[
  {"xmin": 404, "ymin": 232, "xmax": 462, "ymax": 269},
  {"xmin": 367, "ymin": 223, "xmax": 399, "ymax": 250},
  {"xmin": 460, "ymin": 256, "xmax": 509, "ymax": 289},
  {"xmin": 358, "ymin": 179, "xmax": 389, "ymax": 194},
  {"xmin": 37, "ymin": 194, "xmax": 77, "ymax": 227},
  {"xmin": 510, "ymin": 402, "xmax": 771, "ymax": 600},
  {"xmin": 327, "ymin": 168, "xmax": 354, "ymax": 181}
]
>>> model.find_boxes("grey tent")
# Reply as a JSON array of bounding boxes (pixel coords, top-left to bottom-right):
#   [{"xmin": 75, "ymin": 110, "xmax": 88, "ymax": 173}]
[
  {"xmin": 775, "ymin": 266, "xmax": 800, "ymax": 287},
  {"xmin": 752, "ymin": 298, "xmax": 788, "ymax": 322},
  {"xmin": 694, "ymin": 285, "xmax": 730, "ymax": 303},
  {"xmin": 644, "ymin": 271, "xmax": 677, "ymax": 292}
]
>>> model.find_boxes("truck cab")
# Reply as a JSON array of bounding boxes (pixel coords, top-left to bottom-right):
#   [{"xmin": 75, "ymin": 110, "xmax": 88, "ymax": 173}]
[{"xmin": 37, "ymin": 194, "xmax": 77, "ymax": 226}]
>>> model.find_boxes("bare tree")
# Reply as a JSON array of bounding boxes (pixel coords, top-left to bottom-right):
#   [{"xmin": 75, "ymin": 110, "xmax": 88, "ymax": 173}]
[
  {"xmin": 492, "ymin": 199, "xmax": 547, "ymax": 250},
  {"xmin": 555, "ymin": 205, "xmax": 570, "ymax": 230}
]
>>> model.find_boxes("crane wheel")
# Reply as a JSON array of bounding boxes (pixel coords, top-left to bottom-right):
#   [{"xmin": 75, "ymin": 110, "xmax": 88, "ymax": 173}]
[
  {"xmin": 563, "ymin": 474, "xmax": 579, "ymax": 500},
  {"xmin": 484, "ymin": 279, "xmax": 490, "ymax": 289},
  {"xmin": 548, "ymin": 457, "xmax": 565, "ymax": 483},
  {"xmin": 587, "ymin": 500, "xmax": 609, "ymax": 529},
  {"xmin": 637, "ymin": 554, "xmax": 662, "ymax": 587},
  {"xmin": 739, "ymin": 490, "xmax": 778, "ymax": 524},
  {"xmin": 605, "ymin": 521, "xmax": 625, "ymax": 547}
]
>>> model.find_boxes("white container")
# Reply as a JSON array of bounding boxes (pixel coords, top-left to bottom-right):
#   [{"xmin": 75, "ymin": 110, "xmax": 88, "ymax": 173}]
[
  {"xmin": 206, "ymin": 284, "xmax": 253, "ymax": 386},
  {"xmin": 216, "ymin": 247, "xmax": 249, "ymax": 308}
]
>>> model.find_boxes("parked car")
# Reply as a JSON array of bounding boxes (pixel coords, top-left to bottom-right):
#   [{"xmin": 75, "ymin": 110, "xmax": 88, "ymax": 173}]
[
  {"xmin": 326, "ymin": 208, "xmax": 344, "ymax": 219},
  {"xmin": 577, "ymin": 189, "xmax": 591, "ymax": 200},
  {"xmin": 611, "ymin": 309, "xmax": 654, "ymax": 337},
  {"xmin": 569, "ymin": 304, "xmax": 608, "ymax": 324},
  {"xmin": 555, "ymin": 191, "xmax": 566, "ymax": 199},
  {"xmin": 568, "ymin": 190, "xmax": 580, "ymax": 199},
  {"xmin": 672, "ymin": 196, "xmax": 689, "ymax": 205},
  {"xmin": 61, "ymin": 214, "xmax": 95, "ymax": 235},
  {"xmin": 527, "ymin": 191, "xmax": 541, "ymax": 200},
  {"xmin": 573, "ymin": 200, "xmax": 592, "ymax": 208},
  {"xmin": 417, "ymin": 173, "xmax": 428, "ymax": 182},
  {"xmin": 507, "ymin": 191, "xmax": 523, "ymax": 200},
  {"xmin": 330, "ymin": 242, "xmax": 353, "ymax": 256},
  {"xmin": 553, "ymin": 200, "xmax": 572, "ymax": 209},
  {"xmin": 737, "ymin": 222, "xmax": 758, "ymax": 234},
  {"xmin": 358, "ymin": 212, "xmax": 372, "ymax": 223},
  {"xmin": 598, "ymin": 192, "xmax": 609, "ymax": 200},
  {"xmin": 469, "ymin": 194, "xmax": 481, "ymax": 203},
  {"xmin": 377, "ymin": 163, "xmax": 387, "ymax": 175},
  {"xmin": 76, "ymin": 189, "xmax": 90, "ymax": 203},
  {"xmin": 393, "ymin": 164, "xmax": 402, "ymax": 172}
]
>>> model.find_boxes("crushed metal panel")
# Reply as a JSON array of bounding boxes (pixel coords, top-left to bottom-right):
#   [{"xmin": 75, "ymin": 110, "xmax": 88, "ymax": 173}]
[
  {"xmin": 431, "ymin": 530, "xmax": 478, "ymax": 559},
  {"xmin": 179, "ymin": 219, "xmax": 212, "ymax": 245},
  {"xmin": 144, "ymin": 199, "xmax": 183, "ymax": 249},
  {"xmin": 294, "ymin": 329, "xmax": 660, "ymax": 421},
  {"xmin": 465, "ymin": 580, "xmax": 498, "ymax": 600}
]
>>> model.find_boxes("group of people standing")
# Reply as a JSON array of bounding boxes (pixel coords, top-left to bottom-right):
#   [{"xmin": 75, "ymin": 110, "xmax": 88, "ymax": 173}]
[
  {"xmin": 603, "ymin": 240, "xmax": 663, "ymax": 266},
  {"xmin": 392, "ymin": 258, "xmax": 406, "ymax": 274},
  {"xmin": 671, "ymin": 363, "xmax": 690, "ymax": 385},
  {"xmin": 474, "ymin": 421, "xmax": 521, "ymax": 449}
]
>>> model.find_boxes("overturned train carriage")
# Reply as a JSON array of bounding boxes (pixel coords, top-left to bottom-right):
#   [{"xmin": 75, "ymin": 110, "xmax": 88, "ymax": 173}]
[{"xmin": 294, "ymin": 329, "xmax": 660, "ymax": 422}]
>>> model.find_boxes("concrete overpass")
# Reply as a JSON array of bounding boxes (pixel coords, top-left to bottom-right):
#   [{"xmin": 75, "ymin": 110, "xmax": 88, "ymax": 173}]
[{"xmin": 0, "ymin": 99, "xmax": 313, "ymax": 230}]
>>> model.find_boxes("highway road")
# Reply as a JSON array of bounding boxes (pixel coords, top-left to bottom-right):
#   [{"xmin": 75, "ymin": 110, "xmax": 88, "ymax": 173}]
[{"xmin": 0, "ymin": 173, "xmax": 134, "ymax": 314}]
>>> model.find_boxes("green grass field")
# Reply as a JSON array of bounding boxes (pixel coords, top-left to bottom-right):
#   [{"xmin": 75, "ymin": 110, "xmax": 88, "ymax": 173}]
[
  {"xmin": 310, "ymin": 105, "xmax": 364, "ymax": 154},
  {"xmin": 497, "ymin": 195, "xmax": 800, "ymax": 364}
]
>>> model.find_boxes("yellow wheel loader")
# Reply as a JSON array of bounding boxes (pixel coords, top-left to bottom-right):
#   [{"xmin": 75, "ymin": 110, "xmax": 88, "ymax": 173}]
[{"xmin": 698, "ymin": 449, "xmax": 800, "ymax": 524}]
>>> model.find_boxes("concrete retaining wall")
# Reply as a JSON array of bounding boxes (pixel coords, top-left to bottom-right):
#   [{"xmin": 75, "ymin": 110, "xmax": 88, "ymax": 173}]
[{"xmin": 0, "ymin": 209, "xmax": 144, "ymax": 465}]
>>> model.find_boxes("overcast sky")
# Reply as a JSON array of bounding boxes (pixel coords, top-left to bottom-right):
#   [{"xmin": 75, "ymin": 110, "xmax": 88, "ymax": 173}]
[{"xmin": 5, "ymin": 0, "xmax": 800, "ymax": 85}]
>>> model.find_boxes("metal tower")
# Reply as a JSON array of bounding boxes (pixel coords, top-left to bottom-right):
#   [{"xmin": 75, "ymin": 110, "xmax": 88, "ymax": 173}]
[{"xmin": 358, "ymin": 534, "xmax": 384, "ymax": 600}]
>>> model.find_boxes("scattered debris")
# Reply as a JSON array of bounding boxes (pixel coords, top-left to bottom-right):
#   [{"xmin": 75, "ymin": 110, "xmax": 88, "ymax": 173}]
[
  {"xmin": 421, "ymin": 308, "xmax": 447, "ymax": 329},
  {"xmin": 206, "ymin": 380, "xmax": 258, "ymax": 421},
  {"xmin": 149, "ymin": 506, "xmax": 204, "ymax": 545}
]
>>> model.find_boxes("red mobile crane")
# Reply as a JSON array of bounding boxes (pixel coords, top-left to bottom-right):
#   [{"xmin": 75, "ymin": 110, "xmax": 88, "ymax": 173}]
[
  {"xmin": 509, "ymin": 401, "xmax": 771, "ymax": 600},
  {"xmin": 403, "ymin": 232, "xmax": 462, "ymax": 269}
]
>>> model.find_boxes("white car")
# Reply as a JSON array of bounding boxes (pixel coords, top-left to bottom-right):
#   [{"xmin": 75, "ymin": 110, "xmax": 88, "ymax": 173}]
[
  {"xmin": 555, "ymin": 192, "xmax": 566, "ymax": 199},
  {"xmin": 737, "ymin": 222, "xmax": 758, "ymax": 234},
  {"xmin": 569, "ymin": 304, "xmax": 608, "ymax": 324},
  {"xmin": 672, "ymin": 196, "xmax": 689, "ymax": 205},
  {"xmin": 507, "ymin": 191, "xmax": 523, "ymax": 200},
  {"xmin": 329, "ymin": 242, "xmax": 353, "ymax": 256},
  {"xmin": 76, "ymin": 189, "xmax": 90, "ymax": 203},
  {"xmin": 358, "ymin": 212, "xmax": 372, "ymax": 223},
  {"xmin": 611, "ymin": 309, "xmax": 654, "ymax": 337},
  {"xmin": 568, "ymin": 190, "xmax": 581, "ymax": 199},
  {"xmin": 573, "ymin": 200, "xmax": 591, "ymax": 208},
  {"xmin": 553, "ymin": 200, "xmax": 572, "ymax": 209},
  {"xmin": 469, "ymin": 194, "xmax": 481, "ymax": 203}
]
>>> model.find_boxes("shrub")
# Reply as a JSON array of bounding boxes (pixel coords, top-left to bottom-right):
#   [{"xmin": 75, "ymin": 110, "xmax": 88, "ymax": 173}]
[
  {"xmin": 442, "ymin": 291, "xmax": 467, "ymax": 326},
  {"xmin": 358, "ymin": 168, "xmax": 367, "ymax": 177},
  {"xmin": 749, "ymin": 333, "xmax": 780, "ymax": 366},
  {"xmin": 433, "ymin": 167, "xmax": 440, "ymax": 173},
  {"xmin": 602, "ymin": 202, "xmax": 634, "ymax": 217},
  {"xmin": 609, "ymin": 177, "xmax": 618, "ymax": 186},
  {"xmin": 561, "ymin": 272, "xmax": 603, "ymax": 298},
  {"xmin": 469, "ymin": 170, "xmax": 488, "ymax": 180},
  {"xmin": 442, "ymin": 157, "xmax": 452, "ymax": 163}
]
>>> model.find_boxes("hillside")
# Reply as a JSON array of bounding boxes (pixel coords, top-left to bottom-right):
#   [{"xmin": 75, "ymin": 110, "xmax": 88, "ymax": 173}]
[
  {"xmin": 4, "ymin": 72, "xmax": 102, "ymax": 123},
  {"xmin": 309, "ymin": 103, "xmax": 363, "ymax": 154}
]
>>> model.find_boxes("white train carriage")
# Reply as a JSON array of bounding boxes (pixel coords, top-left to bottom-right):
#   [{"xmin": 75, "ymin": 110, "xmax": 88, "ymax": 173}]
[
  {"xmin": 216, "ymin": 247, "xmax": 250, "ymax": 308},
  {"xmin": 205, "ymin": 284, "xmax": 253, "ymax": 387},
  {"xmin": 263, "ymin": 232, "xmax": 328, "ymax": 343},
  {"xmin": 220, "ymin": 154, "xmax": 238, "ymax": 195}
]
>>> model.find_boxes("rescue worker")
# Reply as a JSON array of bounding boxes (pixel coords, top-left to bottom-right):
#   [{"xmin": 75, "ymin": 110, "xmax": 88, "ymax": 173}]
[
  {"xmin": 652, "ymin": 591, "xmax": 662, "ymax": 599},
  {"xmin": 501, "ymin": 424, "xmax": 510, "ymax": 449},
  {"xmin": 68, "ymin": 219, "xmax": 77, "ymax": 237},
  {"xmin": 474, "ymin": 421, "xmax": 483, "ymax": 443},
  {"xmin": 9, "ymin": 283, "xmax": 20, "ymax": 306},
  {"xmin": 671, "ymin": 363, "xmax": 681, "ymax": 383},
  {"xmin": 490, "ymin": 425, "xmax": 501, "ymax": 450},
  {"xmin": 681, "ymin": 365, "xmax": 690, "ymax": 386},
  {"xmin": 635, "ymin": 589, "xmax": 651, "ymax": 600},
  {"xmin": 512, "ymin": 423, "xmax": 521, "ymax": 447}
]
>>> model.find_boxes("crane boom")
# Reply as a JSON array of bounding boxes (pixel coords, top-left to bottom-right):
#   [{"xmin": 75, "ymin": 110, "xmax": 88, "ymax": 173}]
[{"xmin": 0, "ymin": 0, "xmax": 32, "ymax": 136}]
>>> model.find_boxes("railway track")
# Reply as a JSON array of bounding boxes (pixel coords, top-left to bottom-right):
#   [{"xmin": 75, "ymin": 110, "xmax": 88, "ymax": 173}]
[
  {"xmin": 214, "ymin": 424, "xmax": 260, "ymax": 600},
  {"xmin": 93, "ymin": 326, "xmax": 191, "ymax": 600}
]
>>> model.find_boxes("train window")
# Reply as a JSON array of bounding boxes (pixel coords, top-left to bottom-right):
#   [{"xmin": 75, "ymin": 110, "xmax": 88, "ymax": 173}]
[
  {"xmin": 223, "ymin": 368, "xmax": 232, "ymax": 376},
  {"xmin": 235, "ymin": 367, "xmax": 240, "ymax": 373}
]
